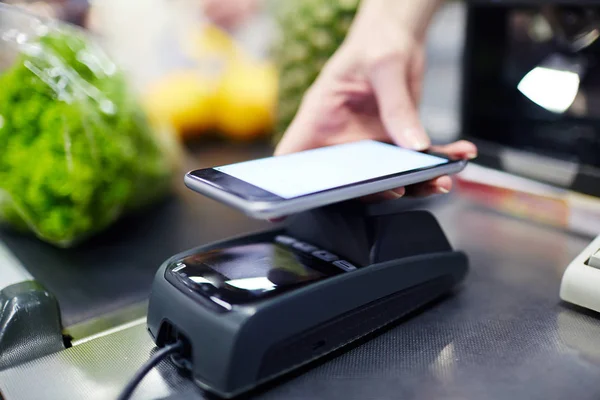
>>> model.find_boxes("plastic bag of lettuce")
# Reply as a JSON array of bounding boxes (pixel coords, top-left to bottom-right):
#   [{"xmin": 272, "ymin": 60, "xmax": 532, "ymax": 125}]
[{"xmin": 0, "ymin": 5, "xmax": 178, "ymax": 247}]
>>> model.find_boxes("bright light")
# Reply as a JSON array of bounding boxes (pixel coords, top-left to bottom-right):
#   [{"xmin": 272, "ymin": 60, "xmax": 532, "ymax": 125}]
[
  {"xmin": 225, "ymin": 277, "xmax": 276, "ymax": 291},
  {"xmin": 517, "ymin": 67, "xmax": 580, "ymax": 114},
  {"xmin": 189, "ymin": 276, "xmax": 214, "ymax": 285},
  {"xmin": 209, "ymin": 296, "xmax": 232, "ymax": 310}
]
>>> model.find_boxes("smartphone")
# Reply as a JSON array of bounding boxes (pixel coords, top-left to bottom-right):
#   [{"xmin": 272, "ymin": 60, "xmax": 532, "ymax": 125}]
[{"xmin": 185, "ymin": 140, "xmax": 467, "ymax": 219}]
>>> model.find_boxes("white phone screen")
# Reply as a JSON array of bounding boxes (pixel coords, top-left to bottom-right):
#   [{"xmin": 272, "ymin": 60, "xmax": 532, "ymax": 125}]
[{"xmin": 213, "ymin": 140, "xmax": 448, "ymax": 199}]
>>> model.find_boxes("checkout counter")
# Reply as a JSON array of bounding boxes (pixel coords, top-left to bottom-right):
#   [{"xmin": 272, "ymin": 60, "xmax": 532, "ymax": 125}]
[
  {"xmin": 1, "ymin": 152, "xmax": 599, "ymax": 400},
  {"xmin": 1, "ymin": 3, "xmax": 600, "ymax": 400}
]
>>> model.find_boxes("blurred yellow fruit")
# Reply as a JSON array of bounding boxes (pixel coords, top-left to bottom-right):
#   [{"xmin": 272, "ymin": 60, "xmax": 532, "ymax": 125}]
[
  {"xmin": 214, "ymin": 59, "xmax": 278, "ymax": 141},
  {"xmin": 144, "ymin": 70, "xmax": 217, "ymax": 139},
  {"xmin": 143, "ymin": 24, "xmax": 278, "ymax": 143}
]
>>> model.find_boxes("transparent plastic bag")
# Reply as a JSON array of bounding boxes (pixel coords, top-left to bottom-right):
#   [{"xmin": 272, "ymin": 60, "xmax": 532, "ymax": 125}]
[{"xmin": 0, "ymin": 4, "xmax": 178, "ymax": 247}]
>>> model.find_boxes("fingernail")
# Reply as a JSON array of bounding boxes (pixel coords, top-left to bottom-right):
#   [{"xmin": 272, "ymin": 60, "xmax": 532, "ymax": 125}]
[
  {"xmin": 388, "ymin": 191, "xmax": 404, "ymax": 200},
  {"xmin": 392, "ymin": 188, "xmax": 406, "ymax": 197},
  {"xmin": 404, "ymin": 129, "xmax": 430, "ymax": 151},
  {"xmin": 466, "ymin": 153, "xmax": 477, "ymax": 160},
  {"xmin": 437, "ymin": 187, "xmax": 450, "ymax": 194}
]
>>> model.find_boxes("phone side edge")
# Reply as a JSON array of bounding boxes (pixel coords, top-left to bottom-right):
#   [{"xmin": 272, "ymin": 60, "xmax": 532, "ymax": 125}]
[
  {"xmin": 242, "ymin": 160, "xmax": 469, "ymax": 218},
  {"xmin": 184, "ymin": 174, "xmax": 277, "ymax": 219},
  {"xmin": 184, "ymin": 160, "xmax": 468, "ymax": 220}
]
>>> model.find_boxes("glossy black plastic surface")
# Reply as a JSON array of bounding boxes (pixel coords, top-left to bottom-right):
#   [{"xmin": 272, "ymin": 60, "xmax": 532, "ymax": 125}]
[
  {"xmin": 0, "ymin": 281, "xmax": 65, "ymax": 370},
  {"xmin": 164, "ymin": 242, "xmax": 342, "ymax": 311}
]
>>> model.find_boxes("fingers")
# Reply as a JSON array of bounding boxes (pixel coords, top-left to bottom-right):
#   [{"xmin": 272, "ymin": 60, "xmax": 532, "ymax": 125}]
[
  {"xmin": 359, "ymin": 187, "xmax": 406, "ymax": 203},
  {"xmin": 342, "ymin": 138, "xmax": 476, "ymax": 202},
  {"xmin": 430, "ymin": 140, "xmax": 478, "ymax": 160},
  {"xmin": 405, "ymin": 175, "xmax": 453, "ymax": 197},
  {"xmin": 273, "ymin": 102, "xmax": 318, "ymax": 156},
  {"xmin": 408, "ymin": 48, "xmax": 426, "ymax": 106},
  {"xmin": 367, "ymin": 52, "xmax": 430, "ymax": 151},
  {"xmin": 400, "ymin": 140, "xmax": 477, "ymax": 198}
]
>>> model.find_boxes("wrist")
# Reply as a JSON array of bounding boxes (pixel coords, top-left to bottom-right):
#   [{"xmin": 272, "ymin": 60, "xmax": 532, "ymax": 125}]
[{"xmin": 350, "ymin": 0, "xmax": 444, "ymax": 41}]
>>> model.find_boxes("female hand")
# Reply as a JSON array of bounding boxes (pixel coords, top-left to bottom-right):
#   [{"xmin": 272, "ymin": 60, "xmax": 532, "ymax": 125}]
[{"xmin": 275, "ymin": 0, "xmax": 477, "ymax": 200}]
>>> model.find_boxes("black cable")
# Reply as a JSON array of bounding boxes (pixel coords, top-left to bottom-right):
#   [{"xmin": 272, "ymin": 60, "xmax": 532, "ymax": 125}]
[{"xmin": 117, "ymin": 341, "xmax": 184, "ymax": 400}]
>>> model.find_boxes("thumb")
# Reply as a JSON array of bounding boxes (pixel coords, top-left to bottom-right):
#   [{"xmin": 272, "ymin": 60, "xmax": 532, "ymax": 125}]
[
  {"xmin": 274, "ymin": 95, "xmax": 319, "ymax": 156},
  {"xmin": 367, "ymin": 55, "xmax": 430, "ymax": 150}
]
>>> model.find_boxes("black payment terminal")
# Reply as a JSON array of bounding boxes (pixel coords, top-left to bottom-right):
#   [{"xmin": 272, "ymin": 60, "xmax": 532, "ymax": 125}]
[{"xmin": 147, "ymin": 205, "xmax": 469, "ymax": 398}]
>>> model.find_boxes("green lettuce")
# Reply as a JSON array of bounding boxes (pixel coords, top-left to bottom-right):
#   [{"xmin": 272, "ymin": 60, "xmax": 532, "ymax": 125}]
[{"xmin": 0, "ymin": 27, "xmax": 174, "ymax": 247}]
